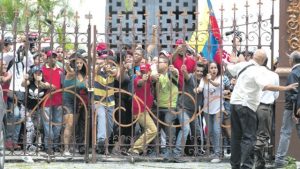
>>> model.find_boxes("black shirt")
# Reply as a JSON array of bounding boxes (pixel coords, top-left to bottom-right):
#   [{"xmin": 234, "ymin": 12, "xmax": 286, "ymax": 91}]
[
  {"xmin": 179, "ymin": 74, "xmax": 204, "ymax": 113},
  {"xmin": 285, "ymin": 65, "xmax": 300, "ymax": 110},
  {"xmin": 26, "ymin": 81, "xmax": 47, "ymax": 110}
]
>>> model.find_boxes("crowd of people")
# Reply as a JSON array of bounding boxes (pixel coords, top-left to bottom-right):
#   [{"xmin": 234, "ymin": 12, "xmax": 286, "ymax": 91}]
[{"xmin": 0, "ymin": 32, "xmax": 299, "ymax": 169}]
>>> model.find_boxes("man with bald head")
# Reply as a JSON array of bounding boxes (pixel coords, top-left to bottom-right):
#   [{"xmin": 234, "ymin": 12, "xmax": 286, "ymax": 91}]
[
  {"xmin": 227, "ymin": 49, "xmax": 298, "ymax": 169},
  {"xmin": 275, "ymin": 51, "xmax": 300, "ymax": 168}
]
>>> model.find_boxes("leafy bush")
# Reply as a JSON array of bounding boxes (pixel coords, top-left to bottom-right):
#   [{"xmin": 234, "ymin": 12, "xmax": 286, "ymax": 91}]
[{"xmin": 285, "ymin": 156, "xmax": 297, "ymax": 169}]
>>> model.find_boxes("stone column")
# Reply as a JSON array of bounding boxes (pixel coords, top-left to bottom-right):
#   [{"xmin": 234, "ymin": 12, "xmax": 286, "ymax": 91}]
[{"xmin": 275, "ymin": 0, "xmax": 300, "ymax": 160}]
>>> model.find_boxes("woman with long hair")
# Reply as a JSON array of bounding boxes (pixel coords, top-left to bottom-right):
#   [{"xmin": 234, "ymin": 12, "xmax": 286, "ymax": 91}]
[
  {"xmin": 62, "ymin": 53, "xmax": 87, "ymax": 156},
  {"xmin": 22, "ymin": 65, "xmax": 55, "ymax": 162},
  {"xmin": 197, "ymin": 61, "xmax": 224, "ymax": 163}
]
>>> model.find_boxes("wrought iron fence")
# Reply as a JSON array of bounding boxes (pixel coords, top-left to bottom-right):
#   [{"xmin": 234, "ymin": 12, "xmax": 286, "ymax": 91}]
[{"xmin": 0, "ymin": 0, "xmax": 275, "ymax": 163}]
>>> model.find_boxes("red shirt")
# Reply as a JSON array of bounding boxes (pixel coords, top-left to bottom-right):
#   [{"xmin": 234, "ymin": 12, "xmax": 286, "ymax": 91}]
[
  {"xmin": 42, "ymin": 65, "xmax": 63, "ymax": 107},
  {"xmin": 173, "ymin": 55, "xmax": 196, "ymax": 90},
  {"xmin": 132, "ymin": 76, "xmax": 154, "ymax": 116}
]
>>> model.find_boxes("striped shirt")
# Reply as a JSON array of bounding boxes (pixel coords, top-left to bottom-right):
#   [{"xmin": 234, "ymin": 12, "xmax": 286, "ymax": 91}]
[{"xmin": 94, "ymin": 70, "xmax": 115, "ymax": 107}]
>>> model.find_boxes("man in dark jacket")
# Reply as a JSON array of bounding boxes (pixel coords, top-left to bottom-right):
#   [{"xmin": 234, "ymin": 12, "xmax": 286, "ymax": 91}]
[{"xmin": 275, "ymin": 51, "xmax": 300, "ymax": 168}]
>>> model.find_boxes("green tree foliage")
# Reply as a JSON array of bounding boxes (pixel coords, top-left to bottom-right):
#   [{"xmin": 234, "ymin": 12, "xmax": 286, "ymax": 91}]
[
  {"xmin": 0, "ymin": 0, "xmax": 75, "ymax": 50},
  {"xmin": 0, "ymin": 0, "xmax": 23, "ymax": 24}
]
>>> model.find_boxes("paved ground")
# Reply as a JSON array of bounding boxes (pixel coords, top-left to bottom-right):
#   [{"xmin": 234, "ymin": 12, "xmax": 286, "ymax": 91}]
[
  {"xmin": 3, "ymin": 154, "xmax": 232, "ymax": 169},
  {"xmin": 4, "ymin": 162, "xmax": 231, "ymax": 169},
  {"xmin": 4, "ymin": 159, "xmax": 300, "ymax": 169},
  {"xmin": 4, "ymin": 158, "xmax": 300, "ymax": 169},
  {"xmin": 3, "ymin": 154, "xmax": 300, "ymax": 169}
]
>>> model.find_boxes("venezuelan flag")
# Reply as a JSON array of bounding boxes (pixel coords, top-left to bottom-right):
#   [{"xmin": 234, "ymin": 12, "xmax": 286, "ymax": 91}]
[{"xmin": 188, "ymin": 0, "xmax": 222, "ymax": 64}]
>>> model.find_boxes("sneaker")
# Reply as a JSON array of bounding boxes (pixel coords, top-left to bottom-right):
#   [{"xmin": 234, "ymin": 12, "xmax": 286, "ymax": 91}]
[
  {"xmin": 211, "ymin": 158, "xmax": 221, "ymax": 163},
  {"xmin": 78, "ymin": 146, "xmax": 85, "ymax": 155},
  {"xmin": 63, "ymin": 151, "xmax": 71, "ymax": 157},
  {"xmin": 197, "ymin": 149, "xmax": 206, "ymax": 156},
  {"xmin": 27, "ymin": 145, "xmax": 37, "ymax": 152},
  {"xmin": 162, "ymin": 149, "xmax": 172, "ymax": 160},
  {"xmin": 224, "ymin": 152, "xmax": 231, "ymax": 158},
  {"xmin": 22, "ymin": 156, "xmax": 34, "ymax": 163}
]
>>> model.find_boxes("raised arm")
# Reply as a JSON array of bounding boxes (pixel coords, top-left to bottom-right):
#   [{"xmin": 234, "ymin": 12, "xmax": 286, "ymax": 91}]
[
  {"xmin": 21, "ymin": 73, "xmax": 30, "ymax": 87},
  {"xmin": 146, "ymin": 25, "xmax": 158, "ymax": 55},
  {"xmin": 181, "ymin": 64, "xmax": 190, "ymax": 81},
  {"xmin": 207, "ymin": 74, "xmax": 220, "ymax": 87}
]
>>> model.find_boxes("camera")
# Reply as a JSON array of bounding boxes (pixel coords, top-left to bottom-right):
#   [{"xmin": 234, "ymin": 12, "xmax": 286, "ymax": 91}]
[
  {"xmin": 226, "ymin": 30, "xmax": 243, "ymax": 42},
  {"xmin": 4, "ymin": 37, "xmax": 13, "ymax": 46},
  {"xmin": 28, "ymin": 33, "xmax": 38, "ymax": 54}
]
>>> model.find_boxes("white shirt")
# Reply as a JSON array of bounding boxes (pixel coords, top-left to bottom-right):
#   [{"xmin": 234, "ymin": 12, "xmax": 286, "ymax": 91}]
[
  {"xmin": 0, "ymin": 46, "xmax": 34, "ymax": 68},
  {"xmin": 228, "ymin": 60, "xmax": 269, "ymax": 112},
  {"xmin": 199, "ymin": 76, "xmax": 224, "ymax": 114},
  {"xmin": 8, "ymin": 61, "xmax": 26, "ymax": 92},
  {"xmin": 0, "ymin": 52, "xmax": 14, "ymax": 64},
  {"xmin": 260, "ymin": 67, "xmax": 279, "ymax": 104}
]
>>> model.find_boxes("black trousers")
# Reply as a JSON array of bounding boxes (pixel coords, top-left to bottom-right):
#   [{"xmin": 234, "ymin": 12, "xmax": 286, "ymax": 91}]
[{"xmin": 230, "ymin": 104, "xmax": 258, "ymax": 169}]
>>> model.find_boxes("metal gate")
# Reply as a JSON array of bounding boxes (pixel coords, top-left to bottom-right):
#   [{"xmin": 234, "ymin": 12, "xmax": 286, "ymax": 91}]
[{"xmin": 0, "ymin": 0, "xmax": 276, "ymax": 163}]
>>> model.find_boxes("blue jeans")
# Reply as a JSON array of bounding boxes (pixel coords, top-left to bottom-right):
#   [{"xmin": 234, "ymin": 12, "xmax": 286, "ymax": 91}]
[
  {"xmin": 96, "ymin": 105, "xmax": 114, "ymax": 144},
  {"xmin": 42, "ymin": 106, "xmax": 63, "ymax": 149},
  {"xmin": 162, "ymin": 109, "xmax": 190, "ymax": 156},
  {"xmin": 6, "ymin": 99, "xmax": 25, "ymax": 143},
  {"xmin": 275, "ymin": 109, "xmax": 300, "ymax": 163},
  {"xmin": 205, "ymin": 113, "xmax": 222, "ymax": 157},
  {"xmin": 224, "ymin": 100, "xmax": 231, "ymax": 118}
]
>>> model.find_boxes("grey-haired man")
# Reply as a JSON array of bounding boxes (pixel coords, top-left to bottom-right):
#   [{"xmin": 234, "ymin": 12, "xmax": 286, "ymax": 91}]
[{"xmin": 275, "ymin": 51, "xmax": 300, "ymax": 168}]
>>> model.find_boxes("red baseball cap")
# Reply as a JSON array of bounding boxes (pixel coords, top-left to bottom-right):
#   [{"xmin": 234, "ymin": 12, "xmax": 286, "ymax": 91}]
[
  {"xmin": 175, "ymin": 39, "xmax": 184, "ymax": 46},
  {"xmin": 140, "ymin": 64, "xmax": 150, "ymax": 73},
  {"xmin": 46, "ymin": 50, "xmax": 57, "ymax": 58},
  {"xmin": 96, "ymin": 42, "xmax": 107, "ymax": 51}
]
